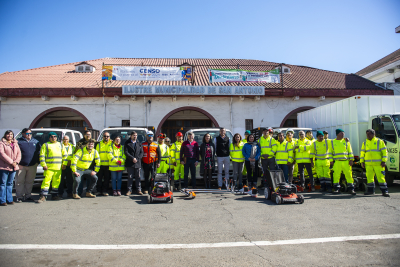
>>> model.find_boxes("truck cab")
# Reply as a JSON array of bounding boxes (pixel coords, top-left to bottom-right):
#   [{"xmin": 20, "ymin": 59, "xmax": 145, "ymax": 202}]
[{"xmin": 370, "ymin": 114, "xmax": 400, "ymax": 182}]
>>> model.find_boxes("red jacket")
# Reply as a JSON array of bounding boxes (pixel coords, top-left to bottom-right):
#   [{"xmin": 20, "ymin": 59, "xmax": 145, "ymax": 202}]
[{"xmin": 0, "ymin": 138, "xmax": 21, "ymax": 171}]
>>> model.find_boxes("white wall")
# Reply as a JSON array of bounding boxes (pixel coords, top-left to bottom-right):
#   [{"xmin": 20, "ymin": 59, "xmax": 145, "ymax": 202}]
[{"xmin": 0, "ymin": 96, "xmax": 343, "ymax": 137}]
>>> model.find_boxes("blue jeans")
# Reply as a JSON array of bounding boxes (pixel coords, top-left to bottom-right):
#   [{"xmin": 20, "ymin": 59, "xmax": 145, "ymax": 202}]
[
  {"xmin": 111, "ymin": 171, "xmax": 122, "ymax": 190},
  {"xmin": 184, "ymin": 158, "xmax": 197, "ymax": 188},
  {"xmin": 0, "ymin": 170, "xmax": 16, "ymax": 204},
  {"xmin": 278, "ymin": 164, "xmax": 289, "ymax": 183}
]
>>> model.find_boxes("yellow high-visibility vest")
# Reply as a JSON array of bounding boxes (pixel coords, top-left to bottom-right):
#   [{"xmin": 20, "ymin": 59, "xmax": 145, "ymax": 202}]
[
  {"xmin": 170, "ymin": 141, "xmax": 183, "ymax": 163},
  {"xmin": 310, "ymin": 139, "xmax": 332, "ymax": 161},
  {"xmin": 329, "ymin": 139, "xmax": 354, "ymax": 161},
  {"xmin": 40, "ymin": 142, "xmax": 66, "ymax": 170},
  {"xmin": 275, "ymin": 140, "xmax": 294, "ymax": 164},
  {"xmin": 230, "ymin": 142, "xmax": 245, "ymax": 162},
  {"xmin": 294, "ymin": 138, "xmax": 312, "ymax": 163},
  {"xmin": 96, "ymin": 140, "xmax": 112, "ymax": 166},
  {"xmin": 258, "ymin": 135, "xmax": 277, "ymax": 159},
  {"xmin": 108, "ymin": 143, "xmax": 126, "ymax": 171},
  {"xmin": 62, "ymin": 143, "xmax": 75, "ymax": 165},
  {"xmin": 71, "ymin": 147, "xmax": 101, "ymax": 172},
  {"xmin": 360, "ymin": 137, "xmax": 387, "ymax": 166}
]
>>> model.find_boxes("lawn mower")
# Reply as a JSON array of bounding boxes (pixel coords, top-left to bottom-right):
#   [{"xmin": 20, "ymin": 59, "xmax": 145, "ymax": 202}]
[
  {"xmin": 147, "ymin": 167, "xmax": 173, "ymax": 204},
  {"xmin": 264, "ymin": 170, "xmax": 304, "ymax": 204}
]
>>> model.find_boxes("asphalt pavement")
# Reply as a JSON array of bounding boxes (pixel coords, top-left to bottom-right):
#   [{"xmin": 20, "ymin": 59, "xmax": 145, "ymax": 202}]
[{"xmin": 1, "ymin": 182, "xmax": 400, "ymax": 266}]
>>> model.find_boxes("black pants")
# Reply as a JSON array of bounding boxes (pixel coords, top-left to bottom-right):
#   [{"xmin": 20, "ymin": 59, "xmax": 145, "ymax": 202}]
[
  {"xmin": 203, "ymin": 168, "xmax": 212, "ymax": 187},
  {"xmin": 59, "ymin": 166, "xmax": 73, "ymax": 196},
  {"xmin": 184, "ymin": 158, "xmax": 197, "ymax": 188},
  {"xmin": 245, "ymin": 160, "xmax": 259, "ymax": 185},
  {"xmin": 96, "ymin": 166, "xmax": 111, "ymax": 193},
  {"xmin": 298, "ymin": 163, "xmax": 314, "ymax": 187},
  {"xmin": 127, "ymin": 166, "xmax": 141, "ymax": 192},
  {"xmin": 142, "ymin": 162, "xmax": 155, "ymax": 191}
]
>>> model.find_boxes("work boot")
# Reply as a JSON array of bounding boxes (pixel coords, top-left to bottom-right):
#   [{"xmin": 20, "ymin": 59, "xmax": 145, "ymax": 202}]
[
  {"xmin": 364, "ymin": 186, "xmax": 375, "ymax": 195},
  {"xmin": 117, "ymin": 190, "xmax": 121, "ymax": 196},
  {"xmin": 348, "ymin": 188, "xmax": 356, "ymax": 196},
  {"xmin": 319, "ymin": 184, "xmax": 327, "ymax": 192},
  {"xmin": 86, "ymin": 192, "xmax": 96, "ymax": 198},
  {"xmin": 72, "ymin": 194, "xmax": 81, "ymax": 199},
  {"xmin": 102, "ymin": 192, "xmax": 109, "ymax": 196},
  {"xmin": 144, "ymin": 190, "xmax": 148, "ymax": 194},
  {"xmin": 37, "ymin": 195, "xmax": 46, "ymax": 203},
  {"xmin": 52, "ymin": 195, "xmax": 62, "ymax": 201},
  {"xmin": 332, "ymin": 189, "xmax": 340, "ymax": 194},
  {"xmin": 126, "ymin": 191, "xmax": 132, "ymax": 196},
  {"xmin": 382, "ymin": 192, "xmax": 390, "ymax": 197},
  {"xmin": 137, "ymin": 191, "xmax": 143, "ymax": 195}
]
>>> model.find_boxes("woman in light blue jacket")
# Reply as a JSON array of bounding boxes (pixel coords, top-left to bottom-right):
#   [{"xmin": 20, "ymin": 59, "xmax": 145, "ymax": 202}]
[{"xmin": 242, "ymin": 134, "xmax": 261, "ymax": 188}]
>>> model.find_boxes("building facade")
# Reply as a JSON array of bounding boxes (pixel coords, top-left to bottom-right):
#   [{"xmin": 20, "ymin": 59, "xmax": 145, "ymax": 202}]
[{"xmin": 0, "ymin": 58, "xmax": 393, "ymax": 137}]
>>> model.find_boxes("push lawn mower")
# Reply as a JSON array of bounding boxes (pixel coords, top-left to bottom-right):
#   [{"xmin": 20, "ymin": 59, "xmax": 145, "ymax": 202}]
[
  {"xmin": 264, "ymin": 170, "xmax": 304, "ymax": 205},
  {"xmin": 147, "ymin": 164, "xmax": 173, "ymax": 204}
]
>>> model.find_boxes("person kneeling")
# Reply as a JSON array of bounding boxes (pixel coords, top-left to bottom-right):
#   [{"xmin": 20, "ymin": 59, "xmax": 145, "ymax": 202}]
[{"xmin": 71, "ymin": 140, "xmax": 100, "ymax": 199}]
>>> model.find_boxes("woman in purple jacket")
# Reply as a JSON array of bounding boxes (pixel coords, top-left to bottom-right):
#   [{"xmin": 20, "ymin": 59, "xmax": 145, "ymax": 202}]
[{"xmin": 0, "ymin": 130, "xmax": 21, "ymax": 206}]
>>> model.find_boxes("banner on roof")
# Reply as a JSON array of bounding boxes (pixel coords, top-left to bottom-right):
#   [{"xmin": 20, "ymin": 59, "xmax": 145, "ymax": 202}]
[
  {"xmin": 208, "ymin": 69, "xmax": 280, "ymax": 83},
  {"xmin": 102, "ymin": 66, "xmax": 192, "ymax": 81}
]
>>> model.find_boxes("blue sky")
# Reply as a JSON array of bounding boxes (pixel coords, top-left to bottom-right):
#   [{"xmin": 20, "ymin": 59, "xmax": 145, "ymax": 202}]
[{"xmin": 0, "ymin": 0, "xmax": 399, "ymax": 74}]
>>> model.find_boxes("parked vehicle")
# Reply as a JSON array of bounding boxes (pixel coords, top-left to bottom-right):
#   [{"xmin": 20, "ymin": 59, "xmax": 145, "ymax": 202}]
[
  {"xmin": 15, "ymin": 128, "xmax": 83, "ymax": 183},
  {"xmin": 298, "ymin": 95, "xmax": 400, "ymax": 185},
  {"xmin": 183, "ymin": 128, "xmax": 234, "ymax": 179}
]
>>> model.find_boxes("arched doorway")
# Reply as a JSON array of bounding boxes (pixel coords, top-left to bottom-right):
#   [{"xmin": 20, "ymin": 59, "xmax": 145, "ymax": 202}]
[
  {"xmin": 156, "ymin": 106, "xmax": 220, "ymax": 141},
  {"xmin": 30, "ymin": 107, "xmax": 93, "ymax": 131},
  {"xmin": 280, "ymin": 106, "xmax": 315, "ymax": 127}
]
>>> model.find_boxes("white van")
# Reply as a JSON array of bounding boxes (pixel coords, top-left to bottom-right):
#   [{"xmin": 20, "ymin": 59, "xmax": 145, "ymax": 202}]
[
  {"xmin": 183, "ymin": 128, "xmax": 234, "ymax": 180},
  {"xmin": 15, "ymin": 128, "xmax": 83, "ymax": 183}
]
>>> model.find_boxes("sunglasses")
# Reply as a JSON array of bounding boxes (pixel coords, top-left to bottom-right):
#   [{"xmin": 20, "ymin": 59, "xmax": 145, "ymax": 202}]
[
  {"xmin": 148, "ymin": 135, "xmax": 154, "ymax": 137},
  {"xmin": 50, "ymin": 135, "xmax": 57, "ymax": 138},
  {"xmin": 25, "ymin": 133, "xmax": 32, "ymax": 135},
  {"xmin": 104, "ymin": 136, "xmax": 110, "ymax": 138}
]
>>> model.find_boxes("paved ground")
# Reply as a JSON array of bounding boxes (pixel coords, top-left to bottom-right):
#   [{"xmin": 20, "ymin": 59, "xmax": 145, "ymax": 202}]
[{"xmin": 1, "ymin": 182, "xmax": 400, "ymax": 266}]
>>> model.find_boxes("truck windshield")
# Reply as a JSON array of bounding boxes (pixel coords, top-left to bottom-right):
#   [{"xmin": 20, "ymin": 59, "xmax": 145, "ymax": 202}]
[
  {"xmin": 188, "ymin": 130, "xmax": 234, "ymax": 146},
  {"xmin": 99, "ymin": 130, "xmax": 147, "ymax": 144},
  {"xmin": 392, "ymin": 115, "xmax": 400, "ymax": 133},
  {"xmin": 15, "ymin": 131, "xmax": 63, "ymax": 146}
]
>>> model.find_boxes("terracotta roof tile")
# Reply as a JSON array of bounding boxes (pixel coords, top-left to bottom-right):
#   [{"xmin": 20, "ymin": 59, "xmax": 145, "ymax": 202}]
[
  {"xmin": 356, "ymin": 48, "xmax": 400, "ymax": 76},
  {"xmin": 0, "ymin": 57, "xmax": 382, "ymax": 91}
]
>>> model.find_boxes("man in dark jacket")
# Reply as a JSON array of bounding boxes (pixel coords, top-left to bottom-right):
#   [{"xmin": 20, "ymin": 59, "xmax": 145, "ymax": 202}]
[
  {"xmin": 125, "ymin": 131, "xmax": 144, "ymax": 195},
  {"xmin": 15, "ymin": 128, "xmax": 41, "ymax": 202}
]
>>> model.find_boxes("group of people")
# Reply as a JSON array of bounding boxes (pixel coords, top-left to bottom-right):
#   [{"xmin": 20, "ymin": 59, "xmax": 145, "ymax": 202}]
[{"xmin": 0, "ymin": 125, "xmax": 390, "ymax": 206}]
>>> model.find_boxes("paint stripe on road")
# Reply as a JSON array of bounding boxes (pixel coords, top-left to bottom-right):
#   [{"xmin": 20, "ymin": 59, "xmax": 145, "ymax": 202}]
[{"xmin": 1, "ymin": 234, "xmax": 399, "ymax": 250}]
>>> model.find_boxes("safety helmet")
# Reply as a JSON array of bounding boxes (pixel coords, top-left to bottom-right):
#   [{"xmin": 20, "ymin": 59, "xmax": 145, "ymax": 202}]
[
  {"xmin": 176, "ymin": 132, "xmax": 183, "ymax": 137},
  {"xmin": 157, "ymin": 133, "xmax": 166, "ymax": 139},
  {"xmin": 286, "ymin": 128, "xmax": 294, "ymax": 134},
  {"xmin": 274, "ymin": 129, "xmax": 282, "ymax": 134},
  {"xmin": 146, "ymin": 130, "xmax": 154, "ymax": 136}
]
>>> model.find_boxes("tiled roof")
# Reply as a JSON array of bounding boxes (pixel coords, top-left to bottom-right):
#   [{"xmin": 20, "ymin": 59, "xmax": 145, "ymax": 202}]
[
  {"xmin": 356, "ymin": 48, "xmax": 400, "ymax": 76},
  {"xmin": 0, "ymin": 57, "xmax": 383, "ymax": 91}
]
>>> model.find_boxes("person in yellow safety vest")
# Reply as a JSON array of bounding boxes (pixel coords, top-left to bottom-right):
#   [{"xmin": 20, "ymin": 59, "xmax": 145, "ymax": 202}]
[
  {"xmin": 285, "ymin": 129, "xmax": 297, "ymax": 183},
  {"xmin": 171, "ymin": 132, "xmax": 184, "ymax": 190},
  {"xmin": 71, "ymin": 139, "xmax": 101, "ymax": 199},
  {"xmin": 58, "ymin": 135, "xmax": 75, "ymax": 199},
  {"xmin": 294, "ymin": 131, "xmax": 315, "ymax": 190},
  {"xmin": 329, "ymin": 128, "xmax": 356, "ymax": 195},
  {"xmin": 230, "ymin": 133, "xmax": 245, "ymax": 189},
  {"xmin": 258, "ymin": 128, "xmax": 277, "ymax": 186},
  {"xmin": 323, "ymin": 131, "xmax": 330, "ymax": 140},
  {"xmin": 37, "ymin": 132, "xmax": 67, "ymax": 203},
  {"xmin": 274, "ymin": 131, "xmax": 294, "ymax": 183},
  {"xmin": 95, "ymin": 132, "xmax": 112, "ymax": 196},
  {"xmin": 164, "ymin": 137, "xmax": 174, "ymax": 174},
  {"xmin": 306, "ymin": 130, "xmax": 317, "ymax": 177},
  {"xmin": 360, "ymin": 129, "xmax": 389, "ymax": 197},
  {"xmin": 156, "ymin": 133, "xmax": 170, "ymax": 174},
  {"xmin": 242, "ymin": 130, "xmax": 250, "ymax": 177},
  {"xmin": 310, "ymin": 131, "xmax": 332, "ymax": 192},
  {"xmin": 108, "ymin": 136, "xmax": 126, "ymax": 196}
]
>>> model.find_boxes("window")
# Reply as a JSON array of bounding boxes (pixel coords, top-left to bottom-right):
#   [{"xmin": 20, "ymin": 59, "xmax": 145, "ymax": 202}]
[
  {"xmin": 245, "ymin": 119, "xmax": 253, "ymax": 131},
  {"xmin": 85, "ymin": 66, "xmax": 91, "ymax": 71},
  {"xmin": 74, "ymin": 133, "xmax": 81, "ymax": 143},
  {"xmin": 78, "ymin": 66, "xmax": 83, "ymax": 71},
  {"xmin": 122, "ymin": 120, "xmax": 130, "ymax": 127},
  {"xmin": 381, "ymin": 117, "xmax": 397, "ymax": 143},
  {"xmin": 65, "ymin": 132, "xmax": 73, "ymax": 144},
  {"xmin": 395, "ymin": 77, "xmax": 400, "ymax": 83}
]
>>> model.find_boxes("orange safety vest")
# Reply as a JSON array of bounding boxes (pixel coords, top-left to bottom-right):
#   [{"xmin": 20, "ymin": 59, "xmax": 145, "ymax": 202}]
[{"xmin": 142, "ymin": 141, "xmax": 158, "ymax": 164}]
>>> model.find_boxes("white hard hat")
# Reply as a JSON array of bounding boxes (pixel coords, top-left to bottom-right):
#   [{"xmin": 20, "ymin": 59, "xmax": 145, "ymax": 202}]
[
  {"xmin": 286, "ymin": 128, "xmax": 294, "ymax": 134},
  {"xmin": 268, "ymin": 127, "xmax": 273, "ymax": 130},
  {"xmin": 146, "ymin": 131, "xmax": 154, "ymax": 136},
  {"xmin": 275, "ymin": 129, "xmax": 282, "ymax": 134}
]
